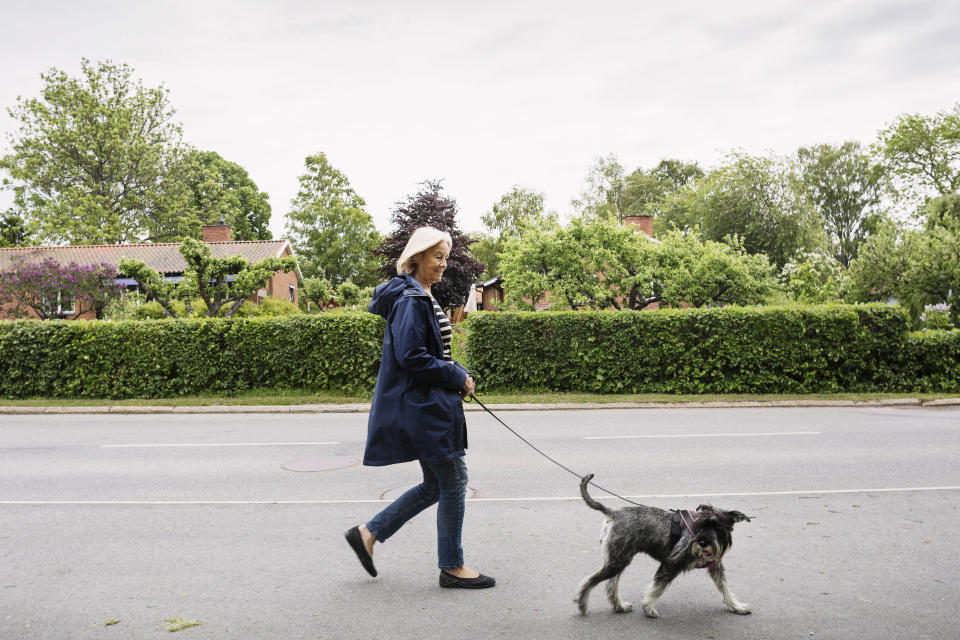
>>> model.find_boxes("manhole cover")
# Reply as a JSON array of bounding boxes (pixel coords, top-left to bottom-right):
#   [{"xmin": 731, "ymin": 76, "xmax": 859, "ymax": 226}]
[
  {"xmin": 282, "ymin": 456, "xmax": 359, "ymax": 472},
  {"xmin": 380, "ymin": 485, "xmax": 476, "ymax": 500}
]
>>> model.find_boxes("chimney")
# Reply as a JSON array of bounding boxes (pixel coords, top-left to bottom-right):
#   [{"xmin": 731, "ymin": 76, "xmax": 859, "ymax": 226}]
[
  {"xmin": 202, "ymin": 215, "xmax": 232, "ymax": 242},
  {"xmin": 622, "ymin": 214, "xmax": 653, "ymax": 237}
]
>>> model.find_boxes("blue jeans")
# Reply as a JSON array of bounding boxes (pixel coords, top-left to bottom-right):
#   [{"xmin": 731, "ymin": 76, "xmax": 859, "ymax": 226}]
[{"xmin": 365, "ymin": 457, "xmax": 468, "ymax": 571}]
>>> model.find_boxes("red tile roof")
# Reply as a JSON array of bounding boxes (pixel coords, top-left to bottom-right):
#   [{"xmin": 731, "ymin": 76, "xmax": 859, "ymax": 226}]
[{"xmin": 0, "ymin": 241, "xmax": 295, "ymax": 275}]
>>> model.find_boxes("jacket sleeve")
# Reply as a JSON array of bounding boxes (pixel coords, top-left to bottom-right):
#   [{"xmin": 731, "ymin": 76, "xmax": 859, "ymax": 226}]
[{"xmin": 389, "ymin": 296, "xmax": 467, "ymax": 391}]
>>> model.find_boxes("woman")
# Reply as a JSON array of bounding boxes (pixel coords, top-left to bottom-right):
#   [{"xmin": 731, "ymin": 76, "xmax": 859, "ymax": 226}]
[{"xmin": 344, "ymin": 226, "xmax": 495, "ymax": 589}]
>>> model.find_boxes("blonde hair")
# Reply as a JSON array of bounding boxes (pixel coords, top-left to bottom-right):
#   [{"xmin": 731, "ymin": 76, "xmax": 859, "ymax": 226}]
[{"xmin": 396, "ymin": 227, "xmax": 453, "ymax": 275}]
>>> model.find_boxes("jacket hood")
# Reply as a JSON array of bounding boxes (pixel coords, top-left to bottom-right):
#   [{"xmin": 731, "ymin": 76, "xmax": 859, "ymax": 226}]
[{"xmin": 368, "ymin": 274, "xmax": 427, "ymax": 319}]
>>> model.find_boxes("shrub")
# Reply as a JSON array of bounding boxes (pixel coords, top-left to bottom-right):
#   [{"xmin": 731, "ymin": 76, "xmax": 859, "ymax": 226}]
[
  {"xmin": 466, "ymin": 304, "xmax": 930, "ymax": 393},
  {"xmin": 0, "ymin": 313, "xmax": 384, "ymax": 398}
]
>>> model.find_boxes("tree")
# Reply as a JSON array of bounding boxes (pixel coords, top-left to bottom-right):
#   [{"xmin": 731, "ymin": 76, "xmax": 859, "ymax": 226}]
[
  {"xmin": 300, "ymin": 276, "xmax": 334, "ymax": 312},
  {"xmin": 498, "ymin": 217, "xmax": 776, "ymax": 311},
  {"xmin": 621, "ymin": 159, "xmax": 704, "ymax": 217},
  {"xmin": 181, "ymin": 150, "xmax": 272, "ymax": 240},
  {"xmin": 471, "ymin": 185, "xmax": 556, "ymax": 279},
  {"xmin": 779, "ymin": 251, "xmax": 844, "ymax": 303},
  {"xmin": 118, "ymin": 238, "xmax": 297, "ymax": 318},
  {"xmin": 845, "ymin": 220, "xmax": 960, "ymax": 328},
  {"xmin": 795, "ymin": 142, "xmax": 887, "ymax": 267},
  {"xmin": 877, "ymin": 103, "xmax": 960, "ymax": 202},
  {"xmin": 571, "ymin": 154, "xmax": 627, "ymax": 221},
  {"xmin": 923, "ymin": 193, "xmax": 960, "ymax": 230},
  {"xmin": 284, "ymin": 153, "xmax": 380, "ymax": 286},
  {"xmin": 373, "ymin": 180, "xmax": 485, "ymax": 308},
  {"xmin": 657, "ymin": 151, "xmax": 826, "ymax": 269},
  {"xmin": 0, "ymin": 257, "xmax": 123, "ymax": 319},
  {"xmin": 0, "ymin": 213, "xmax": 29, "ymax": 247},
  {"xmin": 0, "ymin": 58, "xmax": 192, "ymax": 244}
]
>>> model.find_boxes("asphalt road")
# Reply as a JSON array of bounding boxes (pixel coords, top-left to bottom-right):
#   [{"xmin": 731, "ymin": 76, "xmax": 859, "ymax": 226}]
[{"xmin": 1, "ymin": 407, "xmax": 958, "ymax": 639}]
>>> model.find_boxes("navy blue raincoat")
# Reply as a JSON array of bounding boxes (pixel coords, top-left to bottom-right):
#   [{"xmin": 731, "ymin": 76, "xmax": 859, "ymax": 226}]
[{"xmin": 363, "ymin": 274, "xmax": 469, "ymax": 466}]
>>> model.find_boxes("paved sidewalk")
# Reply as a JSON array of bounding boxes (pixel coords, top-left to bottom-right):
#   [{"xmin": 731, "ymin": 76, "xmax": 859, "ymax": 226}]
[{"xmin": 1, "ymin": 396, "xmax": 958, "ymax": 414}]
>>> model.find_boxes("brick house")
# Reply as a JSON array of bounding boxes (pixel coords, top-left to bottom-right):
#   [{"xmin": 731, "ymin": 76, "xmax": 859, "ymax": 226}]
[{"xmin": 0, "ymin": 222, "xmax": 301, "ymax": 320}]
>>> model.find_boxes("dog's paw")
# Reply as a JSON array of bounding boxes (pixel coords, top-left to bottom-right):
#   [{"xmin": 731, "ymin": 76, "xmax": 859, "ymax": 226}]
[
  {"xmin": 574, "ymin": 598, "xmax": 588, "ymax": 615},
  {"xmin": 641, "ymin": 604, "xmax": 659, "ymax": 618},
  {"xmin": 727, "ymin": 600, "xmax": 751, "ymax": 615},
  {"xmin": 613, "ymin": 601, "xmax": 633, "ymax": 614}
]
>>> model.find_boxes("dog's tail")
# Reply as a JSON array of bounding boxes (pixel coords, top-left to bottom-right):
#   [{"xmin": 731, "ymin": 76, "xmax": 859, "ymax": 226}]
[{"xmin": 579, "ymin": 474, "xmax": 612, "ymax": 515}]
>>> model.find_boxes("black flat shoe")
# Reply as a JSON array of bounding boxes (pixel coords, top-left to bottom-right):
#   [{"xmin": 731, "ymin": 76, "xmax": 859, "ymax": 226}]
[
  {"xmin": 344, "ymin": 526, "xmax": 377, "ymax": 577},
  {"xmin": 439, "ymin": 570, "xmax": 496, "ymax": 589}
]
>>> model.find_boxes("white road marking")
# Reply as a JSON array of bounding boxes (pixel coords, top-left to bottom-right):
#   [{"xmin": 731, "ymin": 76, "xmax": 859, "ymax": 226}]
[
  {"xmin": 100, "ymin": 442, "xmax": 340, "ymax": 448},
  {"xmin": 584, "ymin": 431, "xmax": 820, "ymax": 440},
  {"xmin": 2, "ymin": 485, "xmax": 958, "ymax": 505}
]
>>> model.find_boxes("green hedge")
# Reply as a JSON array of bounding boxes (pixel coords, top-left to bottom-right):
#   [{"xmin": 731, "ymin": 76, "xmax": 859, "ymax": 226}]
[
  {"xmin": 902, "ymin": 329, "xmax": 960, "ymax": 392},
  {"xmin": 466, "ymin": 304, "xmax": 956, "ymax": 393},
  {"xmin": 1, "ymin": 305, "xmax": 955, "ymax": 398},
  {"xmin": 0, "ymin": 314, "xmax": 385, "ymax": 399}
]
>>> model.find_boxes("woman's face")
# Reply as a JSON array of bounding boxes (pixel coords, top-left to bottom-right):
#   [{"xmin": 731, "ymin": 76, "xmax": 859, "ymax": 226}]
[{"xmin": 413, "ymin": 242, "xmax": 449, "ymax": 287}]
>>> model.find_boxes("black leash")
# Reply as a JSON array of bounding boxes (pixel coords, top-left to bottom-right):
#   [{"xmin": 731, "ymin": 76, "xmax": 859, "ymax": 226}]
[{"xmin": 466, "ymin": 394, "xmax": 643, "ymax": 506}]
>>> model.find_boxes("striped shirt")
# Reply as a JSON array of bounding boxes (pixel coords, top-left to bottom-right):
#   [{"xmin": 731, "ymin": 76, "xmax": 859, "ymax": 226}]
[{"xmin": 431, "ymin": 297, "xmax": 453, "ymax": 361}]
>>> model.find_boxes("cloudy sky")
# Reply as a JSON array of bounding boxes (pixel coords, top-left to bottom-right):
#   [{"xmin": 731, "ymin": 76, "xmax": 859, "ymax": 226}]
[{"xmin": 2, "ymin": 0, "xmax": 959, "ymax": 238}]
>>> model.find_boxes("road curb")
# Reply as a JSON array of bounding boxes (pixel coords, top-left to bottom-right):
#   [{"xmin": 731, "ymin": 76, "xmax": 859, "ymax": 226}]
[{"xmin": 1, "ymin": 397, "xmax": 956, "ymax": 414}]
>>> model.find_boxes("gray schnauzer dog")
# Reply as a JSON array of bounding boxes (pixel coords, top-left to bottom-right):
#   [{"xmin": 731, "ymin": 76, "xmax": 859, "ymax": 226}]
[{"xmin": 575, "ymin": 474, "xmax": 751, "ymax": 618}]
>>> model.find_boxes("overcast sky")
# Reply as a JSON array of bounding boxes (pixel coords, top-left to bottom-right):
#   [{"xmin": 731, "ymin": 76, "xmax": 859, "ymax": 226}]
[{"xmin": 2, "ymin": 0, "xmax": 959, "ymax": 239}]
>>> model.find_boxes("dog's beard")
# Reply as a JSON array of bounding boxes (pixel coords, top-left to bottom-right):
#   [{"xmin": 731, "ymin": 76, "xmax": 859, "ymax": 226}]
[{"xmin": 691, "ymin": 540, "xmax": 723, "ymax": 565}]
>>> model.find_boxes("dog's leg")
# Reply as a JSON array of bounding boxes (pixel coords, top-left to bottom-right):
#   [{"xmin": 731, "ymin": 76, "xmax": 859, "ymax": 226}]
[
  {"xmin": 708, "ymin": 563, "xmax": 751, "ymax": 615},
  {"xmin": 605, "ymin": 571, "xmax": 633, "ymax": 613},
  {"xmin": 575, "ymin": 564, "xmax": 624, "ymax": 615},
  {"xmin": 640, "ymin": 564, "xmax": 679, "ymax": 618}
]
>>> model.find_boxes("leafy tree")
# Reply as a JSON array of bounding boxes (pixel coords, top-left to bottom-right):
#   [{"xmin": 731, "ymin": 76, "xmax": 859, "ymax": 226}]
[
  {"xmin": 571, "ymin": 154, "xmax": 627, "ymax": 221},
  {"xmin": 472, "ymin": 185, "xmax": 556, "ymax": 279},
  {"xmin": 0, "ymin": 257, "xmax": 123, "ymax": 319},
  {"xmin": 284, "ymin": 153, "xmax": 380, "ymax": 286},
  {"xmin": 621, "ymin": 159, "xmax": 704, "ymax": 217},
  {"xmin": 118, "ymin": 238, "xmax": 297, "ymax": 318},
  {"xmin": 499, "ymin": 217, "xmax": 776, "ymax": 311},
  {"xmin": 300, "ymin": 276, "xmax": 334, "ymax": 312},
  {"xmin": 657, "ymin": 151, "xmax": 825, "ymax": 269},
  {"xmin": 780, "ymin": 251, "xmax": 844, "ymax": 303},
  {"xmin": 0, "ymin": 58, "xmax": 192, "ymax": 244},
  {"xmin": 795, "ymin": 142, "xmax": 887, "ymax": 267},
  {"xmin": 0, "ymin": 213, "xmax": 29, "ymax": 247},
  {"xmin": 845, "ymin": 220, "xmax": 960, "ymax": 328},
  {"xmin": 923, "ymin": 193, "xmax": 960, "ymax": 230},
  {"xmin": 373, "ymin": 180, "xmax": 485, "ymax": 308},
  {"xmin": 877, "ymin": 103, "xmax": 960, "ymax": 201},
  {"xmin": 181, "ymin": 150, "xmax": 272, "ymax": 240}
]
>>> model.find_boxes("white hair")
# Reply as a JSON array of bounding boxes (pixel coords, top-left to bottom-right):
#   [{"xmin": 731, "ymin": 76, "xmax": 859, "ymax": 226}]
[{"xmin": 396, "ymin": 227, "xmax": 453, "ymax": 275}]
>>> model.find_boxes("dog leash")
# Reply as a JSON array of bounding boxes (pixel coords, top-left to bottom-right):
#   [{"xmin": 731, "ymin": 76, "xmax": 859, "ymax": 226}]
[{"xmin": 466, "ymin": 394, "xmax": 643, "ymax": 506}]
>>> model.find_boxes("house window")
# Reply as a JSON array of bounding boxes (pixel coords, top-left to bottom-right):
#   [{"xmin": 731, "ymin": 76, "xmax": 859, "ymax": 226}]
[
  {"xmin": 57, "ymin": 291, "xmax": 75, "ymax": 316},
  {"xmin": 289, "ymin": 284, "xmax": 296, "ymax": 303}
]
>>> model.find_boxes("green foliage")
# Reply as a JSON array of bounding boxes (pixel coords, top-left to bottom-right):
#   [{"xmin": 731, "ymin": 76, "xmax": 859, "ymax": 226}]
[
  {"xmin": 465, "ymin": 304, "xmax": 936, "ymax": 394},
  {"xmin": 795, "ymin": 141, "xmax": 887, "ymax": 266},
  {"xmin": 622, "ymin": 159, "xmax": 704, "ymax": 217},
  {"xmin": 902, "ymin": 330, "xmax": 960, "ymax": 391},
  {"xmin": 180, "ymin": 150, "xmax": 272, "ymax": 240},
  {"xmin": 0, "ymin": 314, "xmax": 384, "ymax": 398},
  {"xmin": 780, "ymin": 251, "xmax": 843, "ymax": 303},
  {"xmin": 283, "ymin": 153, "xmax": 380, "ymax": 286},
  {"xmin": 845, "ymin": 219, "xmax": 960, "ymax": 328},
  {"xmin": 0, "ymin": 58, "xmax": 190, "ymax": 244},
  {"xmin": 300, "ymin": 276, "xmax": 334, "ymax": 311},
  {"xmin": 119, "ymin": 238, "xmax": 298, "ymax": 318},
  {"xmin": 499, "ymin": 217, "xmax": 777, "ymax": 311},
  {"xmin": 473, "ymin": 186, "xmax": 556, "ymax": 278},
  {"xmin": 657, "ymin": 151, "xmax": 826, "ymax": 269},
  {"xmin": 878, "ymin": 102, "xmax": 960, "ymax": 201}
]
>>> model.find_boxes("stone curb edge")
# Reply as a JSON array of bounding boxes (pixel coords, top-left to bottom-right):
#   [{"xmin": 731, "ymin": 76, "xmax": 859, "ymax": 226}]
[{"xmin": 1, "ymin": 397, "xmax": 958, "ymax": 414}]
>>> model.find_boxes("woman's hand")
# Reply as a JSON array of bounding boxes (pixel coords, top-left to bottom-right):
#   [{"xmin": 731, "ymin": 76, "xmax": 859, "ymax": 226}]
[{"xmin": 462, "ymin": 374, "xmax": 475, "ymax": 397}]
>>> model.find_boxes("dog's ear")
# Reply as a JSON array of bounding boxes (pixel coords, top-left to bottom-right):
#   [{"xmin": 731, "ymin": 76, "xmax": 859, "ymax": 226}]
[{"xmin": 721, "ymin": 510, "xmax": 751, "ymax": 528}]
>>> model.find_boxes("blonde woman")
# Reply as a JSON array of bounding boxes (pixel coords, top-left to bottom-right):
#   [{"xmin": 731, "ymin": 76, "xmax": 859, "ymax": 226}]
[{"xmin": 344, "ymin": 227, "xmax": 494, "ymax": 589}]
